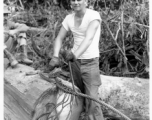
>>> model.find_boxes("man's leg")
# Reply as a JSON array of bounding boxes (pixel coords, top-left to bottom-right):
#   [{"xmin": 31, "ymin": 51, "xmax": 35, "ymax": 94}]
[
  {"xmin": 17, "ymin": 33, "xmax": 33, "ymax": 64},
  {"xmin": 84, "ymin": 85, "xmax": 104, "ymax": 120},
  {"xmin": 4, "ymin": 44, "xmax": 18, "ymax": 67},
  {"xmin": 4, "ymin": 36, "xmax": 17, "ymax": 52},
  {"xmin": 81, "ymin": 58, "xmax": 104, "ymax": 120},
  {"xmin": 68, "ymin": 61, "xmax": 85, "ymax": 120},
  {"xmin": 70, "ymin": 61, "xmax": 85, "ymax": 93},
  {"xmin": 69, "ymin": 96, "xmax": 84, "ymax": 120}
]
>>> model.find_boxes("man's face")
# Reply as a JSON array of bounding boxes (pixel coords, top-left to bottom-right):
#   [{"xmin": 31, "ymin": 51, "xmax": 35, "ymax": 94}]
[{"xmin": 70, "ymin": 0, "xmax": 87, "ymax": 11}]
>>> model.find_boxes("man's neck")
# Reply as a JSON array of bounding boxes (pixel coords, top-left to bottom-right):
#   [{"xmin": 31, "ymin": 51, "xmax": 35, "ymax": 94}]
[{"xmin": 75, "ymin": 8, "xmax": 87, "ymax": 18}]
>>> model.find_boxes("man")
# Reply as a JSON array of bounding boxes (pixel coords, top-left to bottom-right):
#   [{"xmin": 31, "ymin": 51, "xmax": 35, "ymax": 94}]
[
  {"xmin": 4, "ymin": 4, "xmax": 33, "ymax": 68},
  {"xmin": 49, "ymin": 0, "xmax": 104, "ymax": 120}
]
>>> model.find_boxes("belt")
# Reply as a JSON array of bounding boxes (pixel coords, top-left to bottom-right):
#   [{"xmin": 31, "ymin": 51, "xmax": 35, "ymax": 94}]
[{"xmin": 77, "ymin": 57, "xmax": 98, "ymax": 63}]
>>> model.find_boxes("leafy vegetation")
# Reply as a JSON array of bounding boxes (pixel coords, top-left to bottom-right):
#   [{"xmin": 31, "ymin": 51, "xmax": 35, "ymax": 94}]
[{"xmin": 4, "ymin": 0, "xmax": 149, "ymax": 78}]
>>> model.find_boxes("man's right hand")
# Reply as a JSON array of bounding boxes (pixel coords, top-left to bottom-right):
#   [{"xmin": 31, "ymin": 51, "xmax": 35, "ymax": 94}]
[
  {"xmin": 49, "ymin": 56, "xmax": 60, "ymax": 71},
  {"xmin": 17, "ymin": 24, "xmax": 29, "ymax": 32},
  {"xmin": 8, "ymin": 29, "xmax": 18, "ymax": 37}
]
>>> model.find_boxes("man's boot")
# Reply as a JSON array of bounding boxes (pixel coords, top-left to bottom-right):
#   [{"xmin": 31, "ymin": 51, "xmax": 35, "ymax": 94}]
[
  {"xmin": 4, "ymin": 49, "xmax": 18, "ymax": 67},
  {"xmin": 20, "ymin": 45, "xmax": 33, "ymax": 64}
]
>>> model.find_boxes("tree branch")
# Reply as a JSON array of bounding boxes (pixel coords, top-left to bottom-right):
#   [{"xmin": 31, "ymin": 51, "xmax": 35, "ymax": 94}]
[
  {"xmin": 104, "ymin": 0, "xmax": 107, "ymax": 9},
  {"xmin": 18, "ymin": 0, "xmax": 24, "ymax": 10},
  {"xmin": 115, "ymin": 22, "xmax": 121, "ymax": 40},
  {"xmin": 121, "ymin": 10, "xmax": 125, "ymax": 54},
  {"xmin": 100, "ymin": 48, "xmax": 118, "ymax": 54},
  {"xmin": 103, "ymin": 20, "xmax": 128, "ymax": 61},
  {"xmin": 111, "ymin": 20, "xmax": 149, "ymax": 28}
]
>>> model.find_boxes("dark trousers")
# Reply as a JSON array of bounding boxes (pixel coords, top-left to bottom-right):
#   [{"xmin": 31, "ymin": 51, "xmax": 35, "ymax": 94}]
[{"xmin": 69, "ymin": 58, "xmax": 104, "ymax": 120}]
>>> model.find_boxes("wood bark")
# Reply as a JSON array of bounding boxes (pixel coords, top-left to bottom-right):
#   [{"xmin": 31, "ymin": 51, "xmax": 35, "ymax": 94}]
[
  {"xmin": 4, "ymin": 64, "xmax": 57, "ymax": 120},
  {"xmin": 4, "ymin": 64, "xmax": 74, "ymax": 120},
  {"xmin": 98, "ymin": 75, "xmax": 149, "ymax": 120},
  {"xmin": 4, "ymin": 64, "xmax": 149, "ymax": 120}
]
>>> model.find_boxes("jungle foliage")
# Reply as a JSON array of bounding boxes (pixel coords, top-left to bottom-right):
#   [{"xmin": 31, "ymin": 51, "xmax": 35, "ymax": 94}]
[{"xmin": 4, "ymin": 0, "xmax": 149, "ymax": 78}]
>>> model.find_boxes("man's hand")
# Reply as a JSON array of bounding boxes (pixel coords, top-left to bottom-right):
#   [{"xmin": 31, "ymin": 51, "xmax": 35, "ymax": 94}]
[
  {"xmin": 49, "ymin": 56, "xmax": 60, "ymax": 71},
  {"xmin": 8, "ymin": 29, "xmax": 18, "ymax": 36},
  {"xmin": 62, "ymin": 50, "xmax": 76, "ymax": 62},
  {"xmin": 6, "ymin": 30, "xmax": 18, "ymax": 39},
  {"xmin": 7, "ymin": 24, "xmax": 29, "ymax": 37},
  {"xmin": 17, "ymin": 24, "xmax": 29, "ymax": 32}
]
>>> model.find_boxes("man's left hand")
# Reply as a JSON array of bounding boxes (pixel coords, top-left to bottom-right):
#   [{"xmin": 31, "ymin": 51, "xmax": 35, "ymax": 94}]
[{"xmin": 62, "ymin": 50, "xmax": 76, "ymax": 62}]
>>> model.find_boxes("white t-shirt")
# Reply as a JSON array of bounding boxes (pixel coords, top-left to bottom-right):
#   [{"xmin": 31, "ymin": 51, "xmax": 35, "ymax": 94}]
[{"xmin": 62, "ymin": 8, "xmax": 101, "ymax": 59}]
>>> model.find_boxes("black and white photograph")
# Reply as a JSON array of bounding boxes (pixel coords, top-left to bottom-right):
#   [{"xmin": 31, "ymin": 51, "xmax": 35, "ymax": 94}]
[{"xmin": 3, "ymin": 0, "xmax": 150, "ymax": 120}]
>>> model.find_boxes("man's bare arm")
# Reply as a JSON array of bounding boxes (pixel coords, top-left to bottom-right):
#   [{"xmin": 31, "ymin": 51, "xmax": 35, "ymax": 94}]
[
  {"xmin": 5, "ymin": 21, "xmax": 46, "ymax": 36},
  {"xmin": 28, "ymin": 27, "xmax": 46, "ymax": 32},
  {"xmin": 53, "ymin": 26, "xmax": 68, "ymax": 57}
]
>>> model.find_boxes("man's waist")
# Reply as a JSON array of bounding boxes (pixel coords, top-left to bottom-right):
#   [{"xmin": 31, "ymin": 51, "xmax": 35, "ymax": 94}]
[
  {"xmin": 77, "ymin": 57, "xmax": 99, "ymax": 63},
  {"xmin": 77, "ymin": 53, "xmax": 99, "ymax": 60},
  {"xmin": 72, "ymin": 46, "xmax": 99, "ymax": 59}
]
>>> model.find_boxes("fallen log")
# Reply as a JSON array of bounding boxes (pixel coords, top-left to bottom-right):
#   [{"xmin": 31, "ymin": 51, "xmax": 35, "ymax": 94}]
[
  {"xmin": 4, "ymin": 64, "xmax": 149, "ymax": 120},
  {"xmin": 98, "ymin": 75, "xmax": 149, "ymax": 120},
  {"xmin": 4, "ymin": 83, "xmax": 32, "ymax": 120},
  {"xmin": 4, "ymin": 64, "xmax": 73, "ymax": 120}
]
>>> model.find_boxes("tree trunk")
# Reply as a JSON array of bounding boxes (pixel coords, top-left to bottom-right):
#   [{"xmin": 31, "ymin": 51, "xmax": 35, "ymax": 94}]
[
  {"xmin": 4, "ymin": 64, "xmax": 72, "ymax": 120},
  {"xmin": 98, "ymin": 74, "xmax": 149, "ymax": 120},
  {"xmin": 4, "ymin": 83, "xmax": 32, "ymax": 120},
  {"xmin": 4, "ymin": 64, "xmax": 149, "ymax": 120}
]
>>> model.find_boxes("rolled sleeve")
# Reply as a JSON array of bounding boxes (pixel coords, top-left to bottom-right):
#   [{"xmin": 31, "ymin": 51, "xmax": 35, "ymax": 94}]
[
  {"xmin": 89, "ymin": 11, "xmax": 102, "ymax": 23},
  {"xmin": 62, "ymin": 15, "xmax": 70, "ymax": 31}
]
